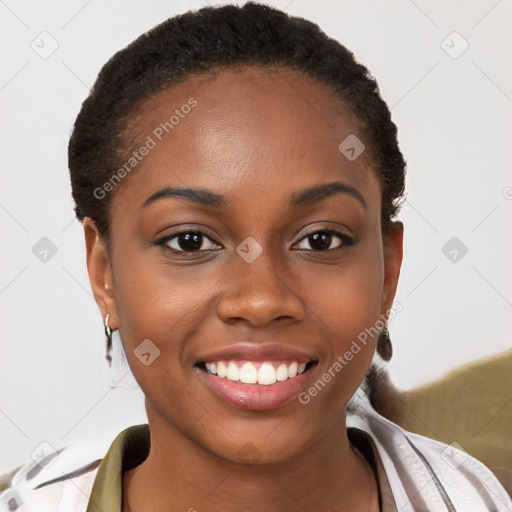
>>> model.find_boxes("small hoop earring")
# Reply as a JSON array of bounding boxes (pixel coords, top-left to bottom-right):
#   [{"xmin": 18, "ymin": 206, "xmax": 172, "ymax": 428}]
[
  {"xmin": 104, "ymin": 313, "xmax": 113, "ymax": 364},
  {"xmin": 377, "ymin": 324, "xmax": 393, "ymax": 361}
]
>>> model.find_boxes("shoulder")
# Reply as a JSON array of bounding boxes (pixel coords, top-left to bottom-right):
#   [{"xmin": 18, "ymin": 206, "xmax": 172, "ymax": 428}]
[
  {"xmin": 0, "ymin": 443, "xmax": 102, "ymax": 512},
  {"xmin": 404, "ymin": 430, "xmax": 511, "ymax": 506},
  {"xmin": 0, "ymin": 424, "xmax": 147, "ymax": 512},
  {"xmin": 347, "ymin": 396, "xmax": 512, "ymax": 511}
]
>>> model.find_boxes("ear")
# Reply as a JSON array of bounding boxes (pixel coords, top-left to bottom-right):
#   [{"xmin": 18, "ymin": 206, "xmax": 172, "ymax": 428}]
[
  {"xmin": 381, "ymin": 221, "xmax": 404, "ymax": 319},
  {"xmin": 83, "ymin": 218, "xmax": 119, "ymax": 330}
]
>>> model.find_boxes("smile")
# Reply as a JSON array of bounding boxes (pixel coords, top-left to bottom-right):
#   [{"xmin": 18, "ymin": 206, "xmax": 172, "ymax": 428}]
[{"xmin": 196, "ymin": 359, "xmax": 318, "ymax": 410}]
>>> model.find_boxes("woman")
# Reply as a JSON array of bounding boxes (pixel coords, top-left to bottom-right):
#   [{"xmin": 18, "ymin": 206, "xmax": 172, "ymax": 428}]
[{"xmin": 1, "ymin": 3, "xmax": 510, "ymax": 511}]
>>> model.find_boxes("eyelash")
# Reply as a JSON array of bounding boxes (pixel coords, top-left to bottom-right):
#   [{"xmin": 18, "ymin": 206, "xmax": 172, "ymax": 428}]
[{"xmin": 154, "ymin": 228, "xmax": 354, "ymax": 254}]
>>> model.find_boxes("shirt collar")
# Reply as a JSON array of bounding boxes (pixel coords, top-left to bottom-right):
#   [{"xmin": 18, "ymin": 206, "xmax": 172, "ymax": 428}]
[{"xmin": 86, "ymin": 424, "xmax": 150, "ymax": 512}]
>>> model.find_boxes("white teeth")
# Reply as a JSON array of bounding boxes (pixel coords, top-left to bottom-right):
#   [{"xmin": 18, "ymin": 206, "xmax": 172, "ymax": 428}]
[
  {"xmin": 276, "ymin": 363, "xmax": 289, "ymax": 381},
  {"xmin": 258, "ymin": 362, "xmax": 277, "ymax": 385},
  {"xmin": 226, "ymin": 362, "xmax": 240, "ymax": 381},
  {"xmin": 288, "ymin": 362, "xmax": 298, "ymax": 378},
  {"xmin": 239, "ymin": 362, "xmax": 258, "ymax": 384},
  {"xmin": 217, "ymin": 361, "xmax": 227, "ymax": 378},
  {"xmin": 203, "ymin": 360, "xmax": 310, "ymax": 385}
]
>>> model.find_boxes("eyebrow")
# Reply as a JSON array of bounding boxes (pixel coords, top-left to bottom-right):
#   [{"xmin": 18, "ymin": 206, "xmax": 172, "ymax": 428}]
[
  {"xmin": 141, "ymin": 181, "xmax": 366, "ymax": 210},
  {"xmin": 290, "ymin": 181, "xmax": 366, "ymax": 209}
]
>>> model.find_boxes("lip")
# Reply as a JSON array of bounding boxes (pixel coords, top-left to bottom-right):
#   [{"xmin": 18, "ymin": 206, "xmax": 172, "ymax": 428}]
[
  {"xmin": 196, "ymin": 342, "xmax": 317, "ymax": 364},
  {"xmin": 194, "ymin": 342, "xmax": 318, "ymax": 410},
  {"xmin": 197, "ymin": 363, "xmax": 316, "ymax": 410}
]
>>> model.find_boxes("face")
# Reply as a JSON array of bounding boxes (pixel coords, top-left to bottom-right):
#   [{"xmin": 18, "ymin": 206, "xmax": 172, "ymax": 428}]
[{"xmin": 85, "ymin": 66, "xmax": 403, "ymax": 464}]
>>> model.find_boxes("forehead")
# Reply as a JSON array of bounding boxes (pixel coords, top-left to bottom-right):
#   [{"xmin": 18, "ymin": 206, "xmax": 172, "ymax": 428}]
[
  {"xmin": 129, "ymin": 65, "xmax": 363, "ymax": 155},
  {"xmin": 113, "ymin": 66, "xmax": 380, "ymax": 216}
]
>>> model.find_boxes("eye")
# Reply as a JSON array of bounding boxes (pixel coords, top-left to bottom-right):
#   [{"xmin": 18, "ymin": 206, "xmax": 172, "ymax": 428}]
[
  {"xmin": 155, "ymin": 230, "xmax": 222, "ymax": 252},
  {"xmin": 155, "ymin": 227, "xmax": 353, "ymax": 254},
  {"xmin": 293, "ymin": 229, "xmax": 353, "ymax": 252}
]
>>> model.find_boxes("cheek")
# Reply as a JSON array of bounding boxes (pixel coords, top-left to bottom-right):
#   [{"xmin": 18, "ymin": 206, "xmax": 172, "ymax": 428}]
[
  {"xmin": 111, "ymin": 251, "xmax": 227, "ymax": 396},
  {"xmin": 111, "ymin": 260, "xmax": 203, "ymax": 419},
  {"xmin": 299, "ymin": 243, "xmax": 384, "ymax": 401},
  {"xmin": 113, "ymin": 257, "xmax": 207, "ymax": 350},
  {"xmin": 309, "ymin": 242, "xmax": 385, "ymax": 347}
]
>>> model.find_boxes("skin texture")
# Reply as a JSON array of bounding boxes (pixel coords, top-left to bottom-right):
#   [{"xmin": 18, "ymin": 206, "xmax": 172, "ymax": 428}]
[{"xmin": 84, "ymin": 66, "xmax": 403, "ymax": 512}]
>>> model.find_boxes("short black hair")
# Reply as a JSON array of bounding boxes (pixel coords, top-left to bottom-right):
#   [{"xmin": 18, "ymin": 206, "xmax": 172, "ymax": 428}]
[{"xmin": 68, "ymin": 1, "xmax": 406, "ymax": 240}]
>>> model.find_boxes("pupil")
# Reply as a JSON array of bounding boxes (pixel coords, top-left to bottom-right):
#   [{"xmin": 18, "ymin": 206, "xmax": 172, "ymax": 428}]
[
  {"xmin": 310, "ymin": 232, "xmax": 331, "ymax": 251},
  {"xmin": 179, "ymin": 233, "xmax": 202, "ymax": 251}
]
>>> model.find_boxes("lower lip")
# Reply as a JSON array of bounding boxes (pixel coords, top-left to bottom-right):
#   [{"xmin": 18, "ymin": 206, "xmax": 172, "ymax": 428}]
[{"xmin": 198, "ymin": 366, "xmax": 314, "ymax": 410}]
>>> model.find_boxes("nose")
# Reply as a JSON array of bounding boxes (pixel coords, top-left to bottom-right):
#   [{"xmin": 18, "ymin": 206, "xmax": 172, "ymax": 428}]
[{"xmin": 216, "ymin": 248, "xmax": 305, "ymax": 327}]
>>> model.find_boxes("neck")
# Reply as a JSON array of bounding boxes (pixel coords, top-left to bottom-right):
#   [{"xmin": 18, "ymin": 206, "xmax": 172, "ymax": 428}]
[{"xmin": 123, "ymin": 408, "xmax": 379, "ymax": 512}]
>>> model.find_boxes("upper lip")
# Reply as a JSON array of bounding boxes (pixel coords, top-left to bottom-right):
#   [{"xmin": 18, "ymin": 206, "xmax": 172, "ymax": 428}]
[{"xmin": 196, "ymin": 343, "xmax": 317, "ymax": 364}]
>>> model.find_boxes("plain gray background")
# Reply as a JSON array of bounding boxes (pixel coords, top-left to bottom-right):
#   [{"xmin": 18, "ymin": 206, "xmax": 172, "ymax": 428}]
[{"xmin": 1, "ymin": 0, "xmax": 511, "ymax": 473}]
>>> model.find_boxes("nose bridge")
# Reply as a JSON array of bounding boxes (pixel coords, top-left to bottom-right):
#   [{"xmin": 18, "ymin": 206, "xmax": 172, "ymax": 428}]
[{"xmin": 216, "ymin": 239, "xmax": 304, "ymax": 326}]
